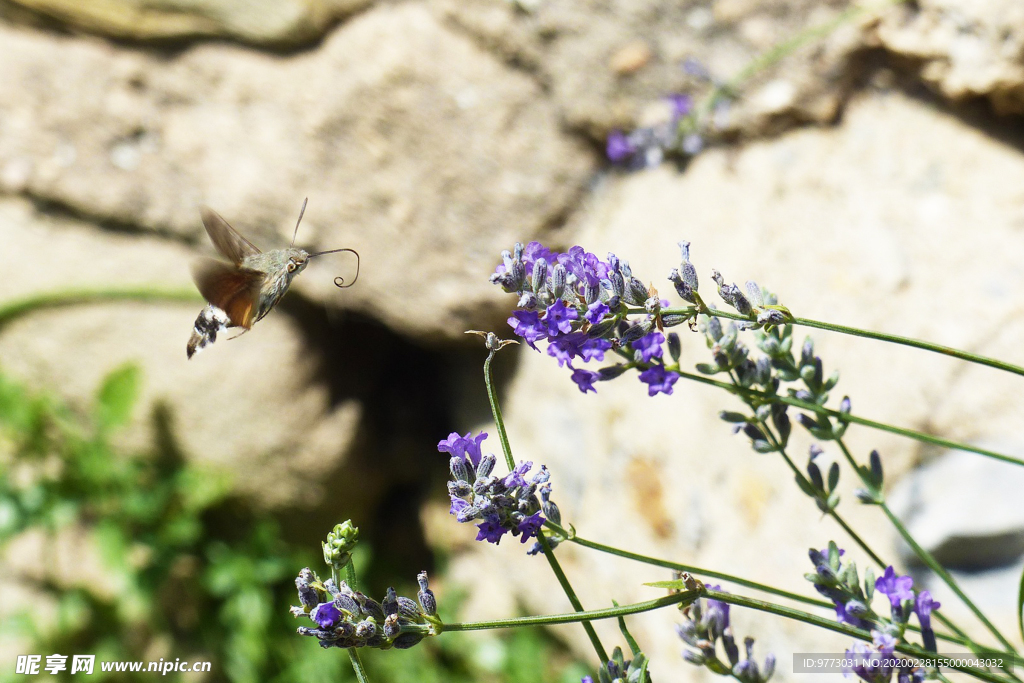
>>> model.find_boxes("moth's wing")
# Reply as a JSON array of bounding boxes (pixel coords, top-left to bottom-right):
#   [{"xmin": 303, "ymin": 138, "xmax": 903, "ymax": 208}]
[
  {"xmin": 200, "ymin": 206, "xmax": 261, "ymax": 265},
  {"xmin": 191, "ymin": 258, "xmax": 262, "ymax": 330}
]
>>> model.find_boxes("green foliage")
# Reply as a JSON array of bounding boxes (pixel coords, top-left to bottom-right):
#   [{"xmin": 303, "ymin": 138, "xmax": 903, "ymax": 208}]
[{"xmin": 0, "ymin": 365, "xmax": 579, "ymax": 683}]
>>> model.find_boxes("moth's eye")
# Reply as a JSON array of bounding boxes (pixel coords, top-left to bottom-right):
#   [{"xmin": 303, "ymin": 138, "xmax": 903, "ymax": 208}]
[{"xmin": 287, "ymin": 260, "xmax": 297, "ymax": 273}]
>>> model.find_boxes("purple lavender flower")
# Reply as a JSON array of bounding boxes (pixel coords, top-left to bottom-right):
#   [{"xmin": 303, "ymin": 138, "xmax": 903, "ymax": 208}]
[
  {"xmin": 606, "ymin": 130, "xmax": 635, "ymax": 163},
  {"xmin": 503, "ymin": 461, "xmax": 534, "ymax": 488},
  {"xmin": 516, "ymin": 512, "xmax": 544, "ymax": 542},
  {"xmin": 475, "ymin": 518, "xmax": 508, "ymax": 544},
  {"xmin": 704, "ymin": 584, "xmax": 731, "ymax": 632},
  {"xmin": 559, "ymin": 246, "xmax": 611, "ymax": 291},
  {"xmin": 668, "ymin": 93, "xmax": 693, "ymax": 120},
  {"xmin": 846, "ymin": 631, "xmax": 897, "ymax": 683},
  {"xmin": 571, "ymin": 367, "xmax": 600, "ymax": 394},
  {"xmin": 914, "ymin": 591, "xmax": 941, "ymax": 652},
  {"xmin": 579, "ymin": 338, "xmax": 612, "ymax": 362},
  {"xmin": 312, "ymin": 602, "xmax": 341, "ymax": 629},
  {"xmin": 875, "ymin": 566, "xmax": 914, "ymax": 612},
  {"xmin": 544, "ymin": 300, "xmax": 578, "ymax": 335},
  {"xmin": 522, "ymin": 241, "xmax": 555, "ymax": 274},
  {"xmin": 449, "ymin": 497, "xmax": 471, "ymax": 517},
  {"xmin": 584, "ymin": 301, "xmax": 610, "ymax": 324},
  {"xmin": 437, "ymin": 431, "xmax": 488, "ymax": 467},
  {"xmin": 546, "ymin": 331, "xmax": 588, "ymax": 367},
  {"xmin": 507, "ymin": 310, "xmax": 547, "ymax": 350},
  {"xmin": 638, "ymin": 364, "xmax": 679, "ymax": 396},
  {"xmin": 631, "ymin": 331, "xmax": 665, "ymax": 363}
]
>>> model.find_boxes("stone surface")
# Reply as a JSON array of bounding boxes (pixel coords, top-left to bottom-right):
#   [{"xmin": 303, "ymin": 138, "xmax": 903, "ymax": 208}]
[
  {"xmin": 0, "ymin": 3, "xmax": 594, "ymax": 342},
  {"xmin": 431, "ymin": 0, "xmax": 870, "ymax": 139},
  {"xmin": 0, "ymin": 197, "xmax": 361, "ymax": 509},
  {"xmin": 890, "ymin": 446, "xmax": 1024, "ymax": 570},
  {"xmin": 875, "ymin": 0, "xmax": 1024, "ymax": 114},
  {"xmin": 1, "ymin": 0, "xmax": 371, "ymax": 47},
  {"xmin": 436, "ymin": 89, "xmax": 1024, "ymax": 677}
]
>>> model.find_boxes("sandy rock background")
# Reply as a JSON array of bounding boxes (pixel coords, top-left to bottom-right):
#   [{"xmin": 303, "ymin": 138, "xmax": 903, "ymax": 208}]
[{"xmin": 2, "ymin": 0, "xmax": 1024, "ymax": 679}]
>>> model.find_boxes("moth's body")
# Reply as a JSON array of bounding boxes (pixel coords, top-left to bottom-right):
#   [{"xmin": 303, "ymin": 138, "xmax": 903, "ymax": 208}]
[
  {"xmin": 239, "ymin": 248, "xmax": 310, "ymax": 323},
  {"xmin": 187, "ymin": 202, "xmax": 353, "ymax": 359}
]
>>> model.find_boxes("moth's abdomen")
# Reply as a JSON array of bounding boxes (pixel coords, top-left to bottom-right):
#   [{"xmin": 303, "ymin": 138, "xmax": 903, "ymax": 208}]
[{"xmin": 187, "ymin": 305, "xmax": 230, "ymax": 359}]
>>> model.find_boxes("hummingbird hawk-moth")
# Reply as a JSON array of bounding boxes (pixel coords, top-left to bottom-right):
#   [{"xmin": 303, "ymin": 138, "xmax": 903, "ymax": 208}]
[{"xmin": 186, "ymin": 199, "xmax": 359, "ymax": 359}]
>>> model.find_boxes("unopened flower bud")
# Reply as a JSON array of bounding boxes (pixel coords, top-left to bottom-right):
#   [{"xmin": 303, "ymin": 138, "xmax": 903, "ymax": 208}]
[
  {"xmin": 549, "ymin": 264, "xmax": 567, "ymax": 298},
  {"xmin": 323, "ymin": 521, "xmax": 360, "ymax": 570},
  {"xmin": 745, "ymin": 281, "xmax": 764, "ymax": 307},
  {"xmin": 476, "ymin": 453, "xmax": 496, "ymax": 478},
  {"xmin": 393, "ymin": 632, "xmax": 425, "ymax": 649},
  {"xmin": 416, "ymin": 571, "xmax": 437, "ymax": 616},
  {"xmin": 450, "ymin": 456, "xmax": 470, "ymax": 483},
  {"xmin": 531, "ymin": 258, "xmax": 547, "ymax": 293}
]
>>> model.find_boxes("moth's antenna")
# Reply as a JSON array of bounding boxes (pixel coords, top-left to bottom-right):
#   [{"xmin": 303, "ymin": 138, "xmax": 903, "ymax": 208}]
[
  {"xmin": 290, "ymin": 197, "xmax": 308, "ymax": 247},
  {"xmin": 308, "ymin": 247, "xmax": 361, "ymax": 289}
]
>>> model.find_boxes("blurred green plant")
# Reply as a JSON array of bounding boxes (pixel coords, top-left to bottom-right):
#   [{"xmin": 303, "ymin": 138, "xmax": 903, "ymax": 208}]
[{"xmin": 0, "ymin": 363, "xmax": 579, "ymax": 682}]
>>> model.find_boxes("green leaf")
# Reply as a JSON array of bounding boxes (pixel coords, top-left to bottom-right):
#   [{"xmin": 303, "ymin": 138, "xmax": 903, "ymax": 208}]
[
  {"xmin": 827, "ymin": 462, "xmax": 840, "ymax": 492},
  {"xmin": 1018, "ymin": 562, "xmax": 1024, "ymax": 643},
  {"xmin": 614, "ymin": 600, "xmax": 642, "ymax": 657},
  {"xmin": 95, "ymin": 364, "xmax": 142, "ymax": 432}
]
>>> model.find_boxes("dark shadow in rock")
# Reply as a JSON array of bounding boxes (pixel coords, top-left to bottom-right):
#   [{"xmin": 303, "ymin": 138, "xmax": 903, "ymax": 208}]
[
  {"xmin": 906, "ymin": 532, "xmax": 1024, "ymax": 574},
  {"xmin": 277, "ymin": 293, "xmax": 521, "ymax": 593}
]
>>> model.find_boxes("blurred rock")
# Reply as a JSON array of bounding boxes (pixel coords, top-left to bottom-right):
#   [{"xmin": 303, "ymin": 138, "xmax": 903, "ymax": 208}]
[
  {"xmin": 431, "ymin": 0, "xmax": 868, "ymax": 139},
  {"xmin": 889, "ymin": 446, "xmax": 1024, "ymax": 570},
  {"xmin": 0, "ymin": 197, "xmax": 361, "ymax": 510},
  {"xmin": 874, "ymin": 0, "xmax": 1024, "ymax": 115},
  {"xmin": 1, "ymin": 0, "xmax": 371, "ymax": 47},
  {"xmin": 0, "ymin": 4, "xmax": 594, "ymax": 341},
  {"xmin": 437, "ymin": 89, "xmax": 1024, "ymax": 675}
]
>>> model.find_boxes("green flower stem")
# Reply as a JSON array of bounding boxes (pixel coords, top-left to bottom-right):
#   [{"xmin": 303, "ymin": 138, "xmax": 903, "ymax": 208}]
[
  {"xmin": 481, "ymin": 346, "xmax": 606, "ymax": 662},
  {"xmin": 705, "ymin": 589, "xmax": 1013, "ymax": 683},
  {"xmin": 753, "ymin": 401, "xmax": 996, "ymax": 654},
  {"xmin": 443, "ymin": 591, "xmax": 699, "ymax": 632},
  {"xmin": 537, "ymin": 533, "xmax": 609, "ymax": 664},
  {"xmin": 663, "ymin": 362, "xmax": 1024, "ymax": 468},
  {"xmin": 483, "ymin": 348, "xmax": 515, "ymax": 471},
  {"xmin": 0, "ymin": 286, "xmax": 202, "ymax": 331},
  {"xmin": 341, "ymin": 560, "xmax": 369, "ymax": 682},
  {"xmin": 546, "ymin": 522, "xmax": 828, "ymax": 607},
  {"xmin": 722, "ymin": 369, "xmax": 1000, "ymax": 655},
  {"xmin": 344, "ymin": 560, "xmax": 359, "ymax": 593},
  {"xmin": 548, "ymin": 522, "xmax": 969, "ymax": 647},
  {"xmin": 652, "ymin": 305, "xmax": 1024, "ymax": 381},
  {"xmin": 670, "ymin": 367, "xmax": 1024, "ymax": 468},
  {"xmin": 446, "ymin": 583, "xmax": 1008, "ymax": 682},
  {"xmin": 347, "ymin": 649, "xmax": 370, "ymax": 683},
  {"xmin": 791, "ymin": 315, "xmax": 1024, "ymax": 379},
  {"xmin": 832, "ymin": 438, "xmax": 1015, "ymax": 649}
]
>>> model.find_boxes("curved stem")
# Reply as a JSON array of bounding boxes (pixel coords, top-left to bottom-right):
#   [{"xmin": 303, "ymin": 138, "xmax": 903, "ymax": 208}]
[
  {"xmin": 551, "ymin": 524, "xmax": 970, "ymax": 647},
  {"xmin": 537, "ymin": 533, "xmax": 608, "ymax": 664},
  {"xmin": 792, "ymin": 315, "xmax": 1024, "ymax": 379},
  {"xmin": 665, "ymin": 367, "xmax": 1024, "ymax": 468},
  {"xmin": 444, "ymin": 591, "xmax": 699, "ymax": 632},
  {"xmin": 0, "ymin": 286, "xmax": 201, "ymax": 331},
  {"xmin": 548, "ymin": 523, "xmax": 829, "ymax": 608},
  {"xmin": 654, "ymin": 305, "xmax": 1024, "ymax": 381},
  {"xmin": 483, "ymin": 348, "xmax": 515, "ymax": 471}
]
